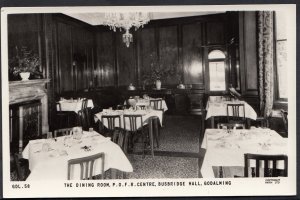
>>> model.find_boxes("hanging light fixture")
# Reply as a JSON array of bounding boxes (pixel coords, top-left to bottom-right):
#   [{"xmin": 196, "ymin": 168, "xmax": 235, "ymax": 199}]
[{"xmin": 103, "ymin": 12, "xmax": 152, "ymax": 47}]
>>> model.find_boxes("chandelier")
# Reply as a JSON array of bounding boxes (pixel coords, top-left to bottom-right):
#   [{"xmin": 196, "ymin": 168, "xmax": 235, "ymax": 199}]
[{"xmin": 103, "ymin": 12, "xmax": 152, "ymax": 47}]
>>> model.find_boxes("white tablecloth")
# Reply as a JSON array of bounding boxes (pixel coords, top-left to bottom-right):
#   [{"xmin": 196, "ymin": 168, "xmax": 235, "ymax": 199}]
[
  {"xmin": 57, "ymin": 99, "xmax": 94, "ymax": 113},
  {"xmin": 125, "ymin": 98, "xmax": 168, "ymax": 112},
  {"xmin": 22, "ymin": 131, "xmax": 133, "ymax": 181},
  {"xmin": 201, "ymin": 128, "xmax": 288, "ymax": 178},
  {"xmin": 95, "ymin": 109, "xmax": 163, "ymax": 131},
  {"xmin": 205, "ymin": 100, "xmax": 257, "ymax": 120}
]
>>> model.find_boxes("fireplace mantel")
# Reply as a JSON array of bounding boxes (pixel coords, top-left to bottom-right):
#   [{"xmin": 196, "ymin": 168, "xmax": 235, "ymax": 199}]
[{"xmin": 9, "ymin": 79, "xmax": 50, "ymax": 134}]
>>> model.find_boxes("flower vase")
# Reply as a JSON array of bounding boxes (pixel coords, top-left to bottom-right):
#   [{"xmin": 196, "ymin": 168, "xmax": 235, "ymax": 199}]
[
  {"xmin": 20, "ymin": 72, "xmax": 30, "ymax": 81},
  {"xmin": 155, "ymin": 80, "xmax": 161, "ymax": 90}
]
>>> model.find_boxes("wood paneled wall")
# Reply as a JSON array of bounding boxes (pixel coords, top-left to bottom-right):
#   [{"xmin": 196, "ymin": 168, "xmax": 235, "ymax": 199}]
[
  {"xmin": 7, "ymin": 12, "xmax": 262, "ymax": 119},
  {"xmin": 94, "ymin": 13, "xmax": 231, "ymax": 90}
]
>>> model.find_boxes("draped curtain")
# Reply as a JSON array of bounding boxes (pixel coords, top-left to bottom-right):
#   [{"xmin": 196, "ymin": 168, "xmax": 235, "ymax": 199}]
[{"xmin": 257, "ymin": 11, "xmax": 274, "ymax": 117}]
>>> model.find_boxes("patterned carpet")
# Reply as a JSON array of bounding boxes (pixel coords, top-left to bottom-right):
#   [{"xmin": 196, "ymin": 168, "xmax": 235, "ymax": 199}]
[
  {"xmin": 127, "ymin": 154, "xmax": 199, "ymax": 179},
  {"xmin": 159, "ymin": 115, "xmax": 202, "ymax": 153},
  {"xmin": 127, "ymin": 115, "xmax": 205, "ymax": 179}
]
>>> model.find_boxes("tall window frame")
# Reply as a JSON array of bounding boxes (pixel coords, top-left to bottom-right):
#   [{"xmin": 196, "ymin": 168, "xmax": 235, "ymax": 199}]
[
  {"xmin": 205, "ymin": 48, "xmax": 229, "ymax": 94},
  {"xmin": 273, "ymin": 12, "xmax": 288, "ymax": 108}
]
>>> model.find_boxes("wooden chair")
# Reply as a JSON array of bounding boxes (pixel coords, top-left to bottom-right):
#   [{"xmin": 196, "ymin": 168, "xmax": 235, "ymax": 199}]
[
  {"xmin": 244, "ymin": 153, "xmax": 288, "ymax": 177},
  {"xmin": 67, "ymin": 153, "xmax": 105, "ymax": 180},
  {"xmin": 81, "ymin": 98, "xmax": 88, "ymax": 109},
  {"xmin": 137, "ymin": 105, "xmax": 146, "ymax": 110},
  {"xmin": 101, "ymin": 115, "xmax": 121, "ymax": 136},
  {"xmin": 78, "ymin": 108, "xmax": 92, "ymax": 131},
  {"xmin": 123, "ymin": 114, "xmax": 145, "ymax": 156},
  {"xmin": 116, "ymin": 104, "xmax": 129, "ymax": 110},
  {"xmin": 112, "ymin": 129, "xmax": 129, "ymax": 179},
  {"xmin": 55, "ymin": 102, "xmax": 78, "ymax": 129},
  {"xmin": 150, "ymin": 99, "xmax": 165, "ymax": 127},
  {"xmin": 218, "ymin": 104, "xmax": 246, "ymax": 129},
  {"xmin": 227, "ymin": 104, "xmax": 246, "ymax": 122},
  {"xmin": 13, "ymin": 153, "xmax": 30, "ymax": 181},
  {"xmin": 54, "ymin": 128, "xmax": 73, "ymax": 138},
  {"xmin": 150, "ymin": 99, "xmax": 163, "ymax": 110},
  {"xmin": 217, "ymin": 123, "xmax": 245, "ymax": 129}
]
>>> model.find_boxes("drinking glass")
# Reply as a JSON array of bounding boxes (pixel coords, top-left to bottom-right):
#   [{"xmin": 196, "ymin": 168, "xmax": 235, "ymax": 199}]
[{"xmin": 47, "ymin": 132, "xmax": 53, "ymax": 139}]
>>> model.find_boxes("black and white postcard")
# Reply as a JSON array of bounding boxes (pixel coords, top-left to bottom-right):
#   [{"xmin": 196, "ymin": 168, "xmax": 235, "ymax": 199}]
[{"xmin": 1, "ymin": 4, "xmax": 297, "ymax": 198}]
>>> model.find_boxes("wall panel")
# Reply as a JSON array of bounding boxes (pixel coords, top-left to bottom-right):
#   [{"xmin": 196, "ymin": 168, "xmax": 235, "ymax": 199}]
[
  {"xmin": 138, "ymin": 28, "xmax": 156, "ymax": 86},
  {"xmin": 57, "ymin": 22, "xmax": 73, "ymax": 92},
  {"xmin": 116, "ymin": 32, "xmax": 136, "ymax": 86},
  {"xmin": 182, "ymin": 23, "xmax": 204, "ymax": 86},
  {"xmin": 158, "ymin": 25, "xmax": 179, "ymax": 85},
  {"xmin": 96, "ymin": 31, "xmax": 115, "ymax": 87}
]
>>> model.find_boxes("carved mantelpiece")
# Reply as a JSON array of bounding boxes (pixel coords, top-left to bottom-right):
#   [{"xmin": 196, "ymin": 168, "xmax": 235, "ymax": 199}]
[{"xmin": 9, "ymin": 79, "xmax": 50, "ymax": 134}]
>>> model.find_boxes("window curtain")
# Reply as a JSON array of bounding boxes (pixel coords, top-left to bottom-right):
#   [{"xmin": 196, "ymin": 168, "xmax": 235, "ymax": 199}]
[{"xmin": 257, "ymin": 11, "xmax": 274, "ymax": 117}]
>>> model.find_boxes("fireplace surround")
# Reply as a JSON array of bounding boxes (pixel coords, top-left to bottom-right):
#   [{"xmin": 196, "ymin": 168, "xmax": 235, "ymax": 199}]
[{"xmin": 9, "ymin": 79, "xmax": 49, "ymax": 153}]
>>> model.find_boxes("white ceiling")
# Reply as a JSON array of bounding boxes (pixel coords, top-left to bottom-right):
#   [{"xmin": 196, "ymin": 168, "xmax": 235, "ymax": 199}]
[{"xmin": 63, "ymin": 12, "xmax": 224, "ymax": 26}]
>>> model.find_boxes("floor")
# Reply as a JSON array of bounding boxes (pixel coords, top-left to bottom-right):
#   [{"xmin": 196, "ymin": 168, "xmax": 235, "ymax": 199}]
[{"xmin": 127, "ymin": 115, "xmax": 206, "ymax": 179}]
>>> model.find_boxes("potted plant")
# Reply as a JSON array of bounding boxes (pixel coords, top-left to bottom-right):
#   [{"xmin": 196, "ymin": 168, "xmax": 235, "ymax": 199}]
[
  {"xmin": 142, "ymin": 53, "xmax": 176, "ymax": 90},
  {"xmin": 9, "ymin": 46, "xmax": 42, "ymax": 81}
]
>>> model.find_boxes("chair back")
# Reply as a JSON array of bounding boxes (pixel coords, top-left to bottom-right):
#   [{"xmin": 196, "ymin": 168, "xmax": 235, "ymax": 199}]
[
  {"xmin": 150, "ymin": 99, "xmax": 163, "ymax": 110},
  {"xmin": 137, "ymin": 105, "xmax": 146, "ymax": 110},
  {"xmin": 227, "ymin": 104, "xmax": 245, "ymax": 122},
  {"xmin": 78, "ymin": 108, "xmax": 92, "ymax": 130},
  {"xmin": 116, "ymin": 105, "xmax": 129, "ymax": 110},
  {"xmin": 56, "ymin": 102, "xmax": 62, "ymax": 111},
  {"xmin": 67, "ymin": 153, "xmax": 105, "ymax": 180},
  {"xmin": 54, "ymin": 128, "xmax": 73, "ymax": 137},
  {"xmin": 112, "ymin": 129, "xmax": 126, "ymax": 151},
  {"xmin": 101, "ymin": 115, "xmax": 121, "ymax": 130},
  {"xmin": 217, "ymin": 123, "xmax": 245, "ymax": 129},
  {"xmin": 13, "ymin": 153, "xmax": 29, "ymax": 181},
  {"xmin": 81, "ymin": 98, "xmax": 88, "ymax": 110},
  {"xmin": 244, "ymin": 153, "xmax": 288, "ymax": 177},
  {"xmin": 123, "ymin": 114, "xmax": 143, "ymax": 132}
]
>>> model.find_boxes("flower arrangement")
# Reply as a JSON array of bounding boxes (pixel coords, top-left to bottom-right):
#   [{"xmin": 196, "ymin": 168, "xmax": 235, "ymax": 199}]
[
  {"xmin": 9, "ymin": 46, "xmax": 41, "ymax": 78},
  {"xmin": 142, "ymin": 53, "xmax": 176, "ymax": 85}
]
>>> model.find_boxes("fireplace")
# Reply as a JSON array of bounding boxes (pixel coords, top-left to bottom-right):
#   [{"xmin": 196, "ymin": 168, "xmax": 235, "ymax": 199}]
[{"xmin": 9, "ymin": 79, "xmax": 49, "ymax": 153}]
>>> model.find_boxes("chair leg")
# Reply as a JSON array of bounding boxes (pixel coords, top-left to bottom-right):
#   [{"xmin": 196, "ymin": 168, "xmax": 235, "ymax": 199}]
[{"xmin": 124, "ymin": 131, "xmax": 129, "ymax": 154}]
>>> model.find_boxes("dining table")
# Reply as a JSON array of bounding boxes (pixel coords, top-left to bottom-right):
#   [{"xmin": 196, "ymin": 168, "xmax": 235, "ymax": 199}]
[
  {"xmin": 94, "ymin": 108, "xmax": 163, "ymax": 131},
  {"xmin": 125, "ymin": 97, "xmax": 168, "ymax": 112},
  {"xmin": 22, "ymin": 131, "xmax": 133, "ymax": 181},
  {"xmin": 205, "ymin": 97, "xmax": 257, "ymax": 128},
  {"xmin": 200, "ymin": 128, "xmax": 288, "ymax": 178},
  {"xmin": 57, "ymin": 98, "xmax": 94, "ymax": 113}
]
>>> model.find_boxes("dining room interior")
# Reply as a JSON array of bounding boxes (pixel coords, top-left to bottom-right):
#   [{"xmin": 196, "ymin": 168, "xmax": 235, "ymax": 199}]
[{"xmin": 7, "ymin": 10, "xmax": 289, "ymax": 181}]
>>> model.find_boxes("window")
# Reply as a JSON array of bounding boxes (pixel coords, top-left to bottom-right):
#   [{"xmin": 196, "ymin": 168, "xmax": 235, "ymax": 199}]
[
  {"xmin": 275, "ymin": 12, "xmax": 287, "ymax": 100},
  {"xmin": 208, "ymin": 50, "xmax": 226, "ymax": 91}
]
